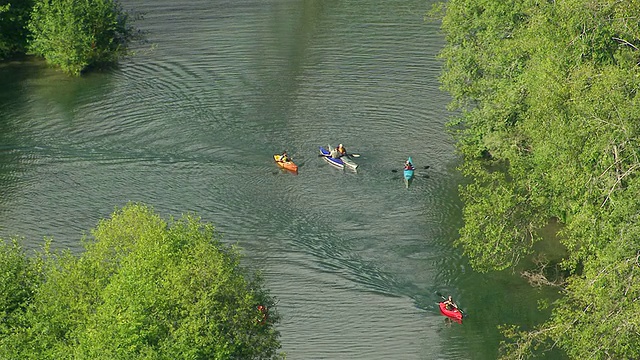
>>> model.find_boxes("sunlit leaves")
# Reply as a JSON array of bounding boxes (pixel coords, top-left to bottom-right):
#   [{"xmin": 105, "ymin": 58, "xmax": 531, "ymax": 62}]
[
  {"xmin": 0, "ymin": 239, "xmax": 37, "ymax": 340},
  {"xmin": 27, "ymin": 0, "xmax": 134, "ymax": 75},
  {"xmin": 0, "ymin": 0, "xmax": 136, "ymax": 68},
  {"xmin": 437, "ymin": 0, "xmax": 640, "ymax": 357},
  {"xmin": 0, "ymin": 204, "xmax": 282, "ymax": 359}
]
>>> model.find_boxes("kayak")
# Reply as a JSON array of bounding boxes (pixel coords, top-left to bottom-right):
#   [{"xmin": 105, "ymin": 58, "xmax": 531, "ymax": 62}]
[
  {"xmin": 404, "ymin": 157, "xmax": 415, "ymax": 188},
  {"xmin": 319, "ymin": 146, "xmax": 345, "ymax": 169},
  {"xmin": 439, "ymin": 302, "xmax": 463, "ymax": 323},
  {"xmin": 341, "ymin": 154, "xmax": 358, "ymax": 171},
  {"xmin": 329, "ymin": 144, "xmax": 357, "ymax": 170},
  {"xmin": 332, "ymin": 145, "xmax": 357, "ymax": 170},
  {"xmin": 273, "ymin": 154, "xmax": 298, "ymax": 173},
  {"xmin": 323, "ymin": 145, "xmax": 358, "ymax": 170}
]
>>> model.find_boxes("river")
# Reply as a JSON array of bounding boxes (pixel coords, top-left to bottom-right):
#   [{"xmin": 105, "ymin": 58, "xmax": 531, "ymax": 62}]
[{"xmin": 0, "ymin": 1, "xmax": 556, "ymax": 359}]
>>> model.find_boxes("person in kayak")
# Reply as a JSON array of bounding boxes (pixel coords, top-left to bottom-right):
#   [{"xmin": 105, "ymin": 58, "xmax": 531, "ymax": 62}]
[
  {"xmin": 337, "ymin": 144, "xmax": 347, "ymax": 157},
  {"xmin": 256, "ymin": 304, "xmax": 268, "ymax": 325},
  {"xmin": 404, "ymin": 160, "xmax": 415, "ymax": 170},
  {"xmin": 330, "ymin": 146, "xmax": 340, "ymax": 158},
  {"xmin": 280, "ymin": 151, "xmax": 290, "ymax": 162},
  {"xmin": 443, "ymin": 296, "xmax": 458, "ymax": 311}
]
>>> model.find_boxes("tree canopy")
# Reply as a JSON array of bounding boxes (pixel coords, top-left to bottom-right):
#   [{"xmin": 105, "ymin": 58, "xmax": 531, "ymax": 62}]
[
  {"xmin": 435, "ymin": 0, "xmax": 640, "ymax": 358},
  {"xmin": 0, "ymin": 1, "xmax": 33, "ymax": 58},
  {"xmin": 0, "ymin": 0, "xmax": 136, "ymax": 75},
  {"xmin": 0, "ymin": 203, "xmax": 283, "ymax": 359}
]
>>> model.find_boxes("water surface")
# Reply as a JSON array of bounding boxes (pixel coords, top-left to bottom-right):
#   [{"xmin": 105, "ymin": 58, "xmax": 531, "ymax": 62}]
[{"xmin": 0, "ymin": 1, "xmax": 556, "ymax": 359}]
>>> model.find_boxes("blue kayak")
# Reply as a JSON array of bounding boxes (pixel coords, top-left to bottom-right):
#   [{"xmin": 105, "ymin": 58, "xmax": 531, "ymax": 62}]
[
  {"xmin": 404, "ymin": 157, "xmax": 415, "ymax": 188},
  {"xmin": 319, "ymin": 146, "xmax": 345, "ymax": 169},
  {"xmin": 326, "ymin": 144, "xmax": 358, "ymax": 170}
]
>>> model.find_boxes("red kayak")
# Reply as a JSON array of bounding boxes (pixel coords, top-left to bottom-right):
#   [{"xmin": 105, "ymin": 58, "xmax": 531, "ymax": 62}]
[{"xmin": 439, "ymin": 302, "xmax": 463, "ymax": 323}]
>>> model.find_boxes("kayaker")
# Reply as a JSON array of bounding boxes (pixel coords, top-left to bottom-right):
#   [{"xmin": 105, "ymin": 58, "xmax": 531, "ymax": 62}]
[
  {"xmin": 257, "ymin": 304, "xmax": 268, "ymax": 324},
  {"xmin": 280, "ymin": 151, "xmax": 290, "ymax": 162},
  {"xmin": 337, "ymin": 144, "xmax": 347, "ymax": 157},
  {"xmin": 404, "ymin": 160, "xmax": 415, "ymax": 170},
  {"xmin": 443, "ymin": 296, "xmax": 458, "ymax": 311}
]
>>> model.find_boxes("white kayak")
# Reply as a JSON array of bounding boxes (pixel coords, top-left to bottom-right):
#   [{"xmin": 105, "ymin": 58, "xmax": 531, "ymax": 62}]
[{"xmin": 327, "ymin": 144, "xmax": 358, "ymax": 170}]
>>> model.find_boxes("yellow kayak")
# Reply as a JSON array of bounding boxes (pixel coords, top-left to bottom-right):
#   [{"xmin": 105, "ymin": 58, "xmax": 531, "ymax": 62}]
[{"xmin": 274, "ymin": 154, "xmax": 298, "ymax": 173}]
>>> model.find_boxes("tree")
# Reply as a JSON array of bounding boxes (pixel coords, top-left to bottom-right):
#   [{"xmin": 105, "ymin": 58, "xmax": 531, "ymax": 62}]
[
  {"xmin": 434, "ymin": 0, "xmax": 640, "ymax": 357},
  {"xmin": 0, "ymin": 203, "xmax": 283, "ymax": 359},
  {"xmin": 0, "ymin": 0, "xmax": 34, "ymax": 58},
  {"xmin": 27, "ymin": 0, "xmax": 136, "ymax": 75},
  {"xmin": 0, "ymin": 239, "xmax": 38, "ymax": 341}
]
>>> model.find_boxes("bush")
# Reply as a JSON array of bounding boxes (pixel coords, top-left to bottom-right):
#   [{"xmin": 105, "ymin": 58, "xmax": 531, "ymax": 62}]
[
  {"xmin": 0, "ymin": 1, "xmax": 34, "ymax": 59},
  {"xmin": 0, "ymin": 204, "xmax": 283, "ymax": 359},
  {"xmin": 27, "ymin": 0, "xmax": 135, "ymax": 75}
]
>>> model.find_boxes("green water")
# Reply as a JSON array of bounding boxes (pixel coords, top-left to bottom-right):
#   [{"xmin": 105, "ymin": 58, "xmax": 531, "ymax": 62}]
[{"xmin": 0, "ymin": 1, "xmax": 559, "ymax": 358}]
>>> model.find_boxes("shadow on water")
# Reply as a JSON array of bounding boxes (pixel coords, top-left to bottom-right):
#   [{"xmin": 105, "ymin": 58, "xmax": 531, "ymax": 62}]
[
  {"xmin": 0, "ymin": 58, "xmax": 47, "ymax": 228},
  {"xmin": 0, "ymin": 59, "xmax": 117, "ymax": 241}
]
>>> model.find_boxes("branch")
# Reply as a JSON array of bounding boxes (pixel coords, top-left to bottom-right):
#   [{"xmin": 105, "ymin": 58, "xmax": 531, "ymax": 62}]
[
  {"xmin": 612, "ymin": 37, "xmax": 639, "ymax": 51},
  {"xmin": 521, "ymin": 255, "xmax": 567, "ymax": 289},
  {"xmin": 601, "ymin": 163, "xmax": 640, "ymax": 207}
]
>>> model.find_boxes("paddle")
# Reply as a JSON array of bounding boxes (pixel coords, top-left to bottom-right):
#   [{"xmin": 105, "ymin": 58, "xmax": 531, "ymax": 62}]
[
  {"xmin": 392, "ymin": 165, "xmax": 429, "ymax": 173},
  {"xmin": 436, "ymin": 292, "xmax": 465, "ymax": 317},
  {"xmin": 318, "ymin": 152, "xmax": 360, "ymax": 158}
]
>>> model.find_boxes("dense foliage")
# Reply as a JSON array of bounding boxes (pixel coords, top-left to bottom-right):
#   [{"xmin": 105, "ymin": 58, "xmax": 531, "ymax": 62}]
[
  {"xmin": 0, "ymin": 0, "xmax": 33, "ymax": 58},
  {"xmin": 28, "ymin": 0, "xmax": 135, "ymax": 75},
  {"xmin": 0, "ymin": 0, "xmax": 135, "ymax": 74},
  {"xmin": 435, "ymin": 0, "xmax": 640, "ymax": 358},
  {"xmin": 0, "ymin": 204, "xmax": 283, "ymax": 359},
  {"xmin": 0, "ymin": 239, "xmax": 39, "ymax": 340}
]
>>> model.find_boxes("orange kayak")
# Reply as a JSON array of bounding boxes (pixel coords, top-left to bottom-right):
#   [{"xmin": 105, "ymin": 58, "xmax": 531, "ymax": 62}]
[{"xmin": 274, "ymin": 155, "xmax": 298, "ymax": 173}]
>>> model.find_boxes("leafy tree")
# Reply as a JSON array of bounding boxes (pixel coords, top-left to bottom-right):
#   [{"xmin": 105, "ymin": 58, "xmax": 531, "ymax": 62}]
[
  {"xmin": 0, "ymin": 203, "xmax": 283, "ymax": 359},
  {"xmin": 0, "ymin": 0, "xmax": 34, "ymax": 58},
  {"xmin": 27, "ymin": 0, "xmax": 135, "ymax": 75},
  {"xmin": 434, "ymin": 0, "xmax": 640, "ymax": 357},
  {"xmin": 0, "ymin": 239, "xmax": 38, "ymax": 340}
]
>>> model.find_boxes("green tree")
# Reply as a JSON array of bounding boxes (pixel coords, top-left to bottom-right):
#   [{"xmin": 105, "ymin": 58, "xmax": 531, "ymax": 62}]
[
  {"xmin": 434, "ymin": 0, "xmax": 640, "ymax": 358},
  {"xmin": 0, "ymin": 203, "xmax": 283, "ymax": 359},
  {"xmin": 0, "ymin": 0, "xmax": 34, "ymax": 58},
  {"xmin": 0, "ymin": 239, "xmax": 38, "ymax": 340},
  {"xmin": 27, "ymin": 0, "xmax": 135, "ymax": 75}
]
